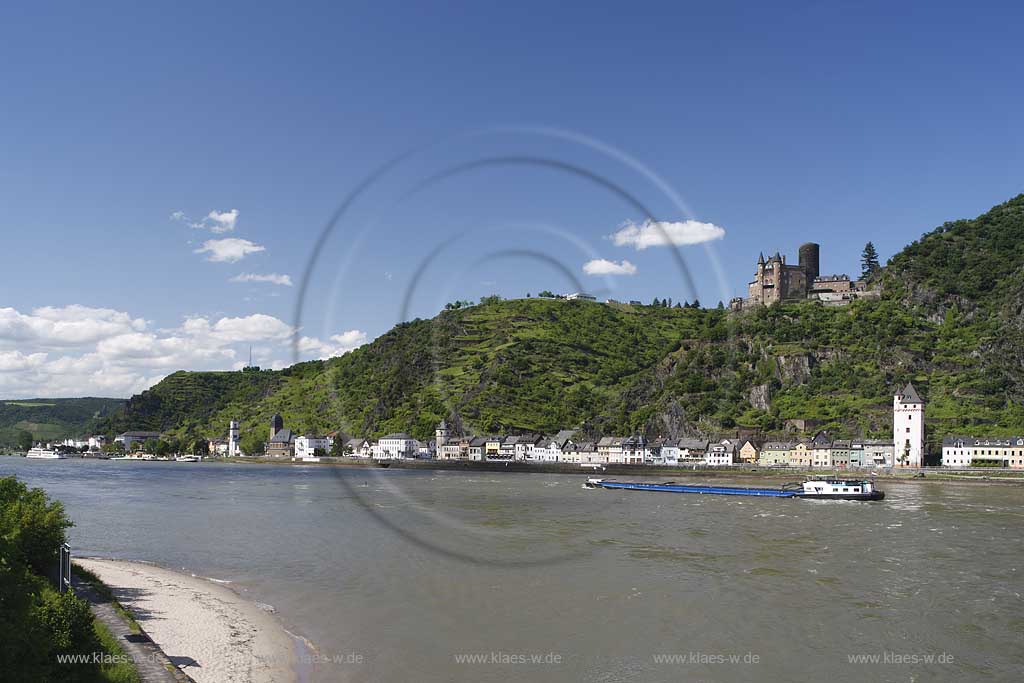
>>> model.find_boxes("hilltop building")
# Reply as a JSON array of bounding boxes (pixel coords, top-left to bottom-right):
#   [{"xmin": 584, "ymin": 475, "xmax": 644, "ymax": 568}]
[
  {"xmin": 732, "ymin": 242, "xmax": 879, "ymax": 309},
  {"xmin": 893, "ymin": 383, "xmax": 924, "ymax": 467}
]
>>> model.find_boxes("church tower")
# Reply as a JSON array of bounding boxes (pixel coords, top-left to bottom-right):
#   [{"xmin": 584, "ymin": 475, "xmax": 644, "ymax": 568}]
[
  {"xmin": 270, "ymin": 413, "xmax": 283, "ymax": 441},
  {"xmin": 435, "ymin": 419, "xmax": 449, "ymax": 448},
  {"xmin": 893, "ymin": 383, "xmax": 924, "ymax": 466},
  {"xmin": 228, "ymin": 420, "xmax": 239, "ymax": 457}
]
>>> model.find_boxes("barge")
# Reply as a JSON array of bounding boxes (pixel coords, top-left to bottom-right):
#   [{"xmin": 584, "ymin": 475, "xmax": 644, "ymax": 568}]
[{"xmin": 584, "ymin": 478, "xmax": 884, "ymax": 501}]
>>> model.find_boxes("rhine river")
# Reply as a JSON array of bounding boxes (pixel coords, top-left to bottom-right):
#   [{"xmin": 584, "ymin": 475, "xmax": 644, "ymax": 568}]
[{"xmin": 2, "ymin": 458, "xmax": 1022, "ymax": 682}]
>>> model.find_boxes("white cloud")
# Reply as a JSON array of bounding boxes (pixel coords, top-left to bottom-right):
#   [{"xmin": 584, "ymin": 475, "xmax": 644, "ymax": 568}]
[
  {"xmin": 296, "ymin": 330, "xmax": 368, "ymax": 360},
  {"xmin": 195, "ymin": 238, "xmax": 265, "ymax": 263},
  {"xmin": 611, "ymin": 219, "xmax": 726, "ymax": 250},
  {"xmin": 0, "ymin": 305, "xmax": 147, "ymax": 348},
  {"xmin": 229, "ymin": 273, "xmax": 293, "ymax": 286},
  {"xmin": 172, "ymin": 208, "xmax": 239, "ymax": 233},
  {"xmin": 0, "ymin": 304, "xmax": 369, "ymax": 398},
  {"xmin": 582, "ymin": 258, "xmax": 638, "ymax": 276},
  {"xmin": 206, "ymin": 209, "xmax": 239, "ymax": 233}
]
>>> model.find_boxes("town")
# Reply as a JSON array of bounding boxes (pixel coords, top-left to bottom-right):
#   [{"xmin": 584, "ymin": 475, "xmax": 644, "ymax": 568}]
[{"xmin": 32, "ymin": 383, "xmax": 1024, "ymax": 470}]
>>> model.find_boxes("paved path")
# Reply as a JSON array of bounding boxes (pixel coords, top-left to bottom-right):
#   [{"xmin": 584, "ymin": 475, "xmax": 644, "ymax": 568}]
[{"xmin": 73, "ymin": 576, "xmax": 194, "ymax": 683}]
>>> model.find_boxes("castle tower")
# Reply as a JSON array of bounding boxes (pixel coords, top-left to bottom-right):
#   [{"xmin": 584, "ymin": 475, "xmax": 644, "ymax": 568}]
[
  {"xmin": 893, "ymin": 383, "xmax": 924, "ymax": 467},
  {"xmin": 270, "ymin": 413, "xmax": 283, "ymax": 441},
  {"xmin": 799, "ymin": 242, "xmax": 820, "ymax": 283},
  {"xmin": 435, "ymin": 419, "xmax": 449, "ymax": 448},
  {"xmin": 228, "ymin": 420, "xmax": 239, "ymax": 457}
]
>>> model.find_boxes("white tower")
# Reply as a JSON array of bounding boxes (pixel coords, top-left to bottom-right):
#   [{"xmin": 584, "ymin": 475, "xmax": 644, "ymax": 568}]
[
  {"xmin": 228, "ymin": 420, "xmax": 240, "ymax": 457},
  {"xmin": 435, "ymin": 419, "xmax": 449, "ymax": 448},
  {"xmin": 893, "ymin": 383, "xmax": 924, "ymax": 467}
]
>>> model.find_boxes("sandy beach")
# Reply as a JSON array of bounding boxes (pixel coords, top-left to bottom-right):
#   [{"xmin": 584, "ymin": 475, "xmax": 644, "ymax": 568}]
[{"xmin": 76, "ymin": 558, "xmax": 297, "ymax": 683}]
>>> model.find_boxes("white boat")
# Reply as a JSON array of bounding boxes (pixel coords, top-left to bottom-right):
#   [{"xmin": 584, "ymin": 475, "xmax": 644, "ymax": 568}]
[
  {"xmin": 26, "ymin": 446, "xmax": 65, "ymax": 459},
  {"xmin": 175, "ymin": 454, "xmax": 201, "ymax": 462}
]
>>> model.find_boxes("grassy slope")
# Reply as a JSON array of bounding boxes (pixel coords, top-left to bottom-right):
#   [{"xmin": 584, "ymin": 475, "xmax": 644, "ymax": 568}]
[
  {"xmin": 0, "ymin": 398, "xmax": 126, "ymax": 445},
  {"xmin": 107, "ymin": 194, "xmax": 1024, "ymax": 445}
]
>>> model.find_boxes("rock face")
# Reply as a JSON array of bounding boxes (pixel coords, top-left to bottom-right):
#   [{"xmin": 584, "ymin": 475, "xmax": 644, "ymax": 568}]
[
  {"xmin": 776, "ymin": 355, "xmax": 812, "ymax": 384},
  {"xmin": 748, "ymin": 383, "xmax": 771, "ymax": 411}
]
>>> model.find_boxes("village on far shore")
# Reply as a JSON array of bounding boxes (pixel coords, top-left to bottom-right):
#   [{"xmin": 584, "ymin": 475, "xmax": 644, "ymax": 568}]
[
  {"xmin": 20, "ymin": 244, "xmax": 1024, "ymax": 471},
  {"xmin": 32, "ymin": 383, "xmax": 1024, "ymax": 471}
]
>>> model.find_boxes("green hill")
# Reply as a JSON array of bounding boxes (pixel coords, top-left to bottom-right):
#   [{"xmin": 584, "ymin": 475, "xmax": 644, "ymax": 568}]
[
  {"xmin": 103, "ymin": 194, "xmax": 1024, "ymax": 451},
  {"xmin": 0, "ymin": 398, "xmax": 126, "ymax": 447}
]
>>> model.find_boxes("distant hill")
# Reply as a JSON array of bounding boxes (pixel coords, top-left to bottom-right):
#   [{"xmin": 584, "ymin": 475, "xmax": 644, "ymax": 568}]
[
  {"xmin": 0, "ymin": 397, "xmax": 126, "ymax": 447},
  {"xmin": 102, "ymin": 194, "xmax": 1024, "ymax": 451}
]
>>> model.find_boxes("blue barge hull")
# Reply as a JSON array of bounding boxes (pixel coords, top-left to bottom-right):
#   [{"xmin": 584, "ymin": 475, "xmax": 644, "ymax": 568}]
[{"xmin": 590, "ymin": 480, "xmax": 797, "ymax": 497}]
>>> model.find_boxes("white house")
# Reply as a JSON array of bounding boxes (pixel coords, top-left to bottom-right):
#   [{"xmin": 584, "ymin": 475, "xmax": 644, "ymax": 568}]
[
  {"xmin": 374, "ymin": 433, "xmax": 417, "ymax": 459},
  {"xmin": 88, "ymin": 435, "xmax": 107, "ymax": 450},
  {"xmin": 656, "ymin": 439, "xmax": 679, "ymax": 466},
  {"xmin": 345, "ymin": 438, "xmax": 373, "ymax": 457},
  {"xmin": 294, "ymin": 435, "xmax": 332, "ymax": 461},
  {"xmin": 115, "ymin": 431, "xmax": 162, "ymax": 449},
  {"xmin": 533, "ymin": 430, "xmax": 576, "ymax": 462},
  {"xmin": 941, "ymin": 436, "xmax": 1024, "ymax": 468},
  {"xmin": 621, "ymin": 435, "xmax": 649, "ymax": 465},
  {"xmin": 513, "ymin": 435, "xmax": 543, "ymax": 461},
  {"xmin": 893, "ymin": 382, "xmax": 925, "ymax": 466},
  {"xmin": 705, "ymin": 441, "xmax": 736, "ymax": 466}
]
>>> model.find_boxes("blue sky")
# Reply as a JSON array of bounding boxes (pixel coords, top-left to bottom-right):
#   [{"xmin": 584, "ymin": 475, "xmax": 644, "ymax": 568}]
[{"xmin": 2, "ymin": 0, "xmax": 1022, "ymax": 397}]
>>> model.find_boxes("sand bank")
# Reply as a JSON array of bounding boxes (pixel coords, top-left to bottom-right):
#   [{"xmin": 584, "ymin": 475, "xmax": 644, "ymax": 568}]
[{"xmin": 76, "ymin": 558, "xmax": 297, "ymax": 683}]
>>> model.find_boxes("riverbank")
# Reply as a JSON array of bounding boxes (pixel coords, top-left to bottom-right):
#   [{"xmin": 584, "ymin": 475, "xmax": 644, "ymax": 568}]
[{"xmin": 75, "ymin": 559, "xmax": 298, "ymax": 683}]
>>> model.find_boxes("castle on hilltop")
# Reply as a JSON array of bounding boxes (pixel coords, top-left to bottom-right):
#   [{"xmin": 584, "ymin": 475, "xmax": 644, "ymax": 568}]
[{"xmin": 731, "ymin": 242, "xmax": 879, "ymax": 310}]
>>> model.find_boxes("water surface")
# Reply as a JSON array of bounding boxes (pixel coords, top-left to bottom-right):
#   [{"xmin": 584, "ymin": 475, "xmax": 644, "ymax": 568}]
[{"xmin": 2, "ymin": 458, "xmax": 1021, "ymax": 682}]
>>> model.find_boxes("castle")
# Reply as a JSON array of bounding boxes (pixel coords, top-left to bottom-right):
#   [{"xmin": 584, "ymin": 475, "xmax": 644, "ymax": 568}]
[{"xmin": 732, "ymin": 242, "xmax": 879, "ymax": 309}]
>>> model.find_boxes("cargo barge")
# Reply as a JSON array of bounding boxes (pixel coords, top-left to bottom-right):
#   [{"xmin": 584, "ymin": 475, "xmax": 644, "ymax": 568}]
[{"xmin": 584, "ymin": 478, "xmax": 884, "ymax": 501}]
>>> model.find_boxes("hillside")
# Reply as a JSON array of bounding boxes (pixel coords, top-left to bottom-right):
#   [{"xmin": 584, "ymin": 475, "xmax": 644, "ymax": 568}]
[
  {"xmin": 0, "ymin": 397, "xmax": 126, "ymax": 447},
  {"xmin": 103, "ymin": 194, "xmax": 1024, "ymax": 450}
]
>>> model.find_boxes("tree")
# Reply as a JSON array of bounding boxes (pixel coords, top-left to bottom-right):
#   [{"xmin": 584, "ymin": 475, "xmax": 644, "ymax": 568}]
[
  {"xmin": 861, "ymin": 242, "xmax": 880, "ymax": 278},
  {"xmin": 239, "ymin": 432, "xmax": 264, "ymax": 457},
  {"xmin": 0, "ymin": 477, "xmax": 74, "ymax": 573},
  {"xmin": 652, "ymin": 297, "xmax": 661, "ymax": 307},
  {"xmin": 15, "ymin": 430, "xmax": 33, "ymax": 452},
  {"xmin": 190, "ymin": 438, "xmax": 208, "ymax": 455},
  {"xmin": 538, "ymin": 290, "xmax": 555, "ymax": 298}
]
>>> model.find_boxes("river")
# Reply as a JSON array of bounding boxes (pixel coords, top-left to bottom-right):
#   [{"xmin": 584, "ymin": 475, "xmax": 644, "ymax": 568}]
[{"xmin": 2, "ymin": 457, "xmax": 1021, "ymax": 682}]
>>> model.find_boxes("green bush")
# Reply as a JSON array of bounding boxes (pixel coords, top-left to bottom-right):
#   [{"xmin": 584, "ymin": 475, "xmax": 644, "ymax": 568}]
[
  {"xmin": 0, "ymin": 476, "xmax": 135, "ymax": 682},
  {"xmin": 0, "ymin": 476, "xmax": 73, "ymax": 574}
]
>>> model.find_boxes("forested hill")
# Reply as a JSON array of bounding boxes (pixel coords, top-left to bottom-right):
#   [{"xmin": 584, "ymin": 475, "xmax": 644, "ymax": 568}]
[
  {"xmin": 102, "ymin": 194, "xmax": 1024, "ymax": 449},
  {"xmin": 0, "ymin": 398, "xmax": 125, "ymax": 448}
]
